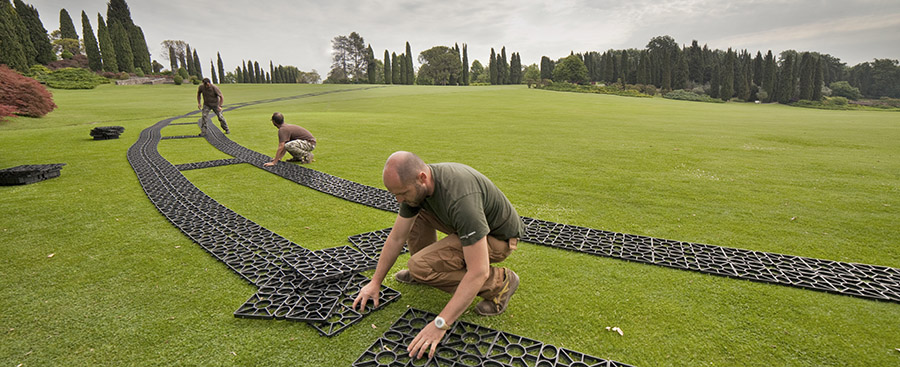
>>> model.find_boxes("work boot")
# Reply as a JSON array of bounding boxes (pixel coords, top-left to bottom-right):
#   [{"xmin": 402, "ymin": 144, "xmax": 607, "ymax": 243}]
[
  {"xmin": 474, "ymin": 268, "xmax": 519, "ymax": 316},
  {"xmin": 394, "ymin": 269, "xmax": 418, "ymax": 284}
]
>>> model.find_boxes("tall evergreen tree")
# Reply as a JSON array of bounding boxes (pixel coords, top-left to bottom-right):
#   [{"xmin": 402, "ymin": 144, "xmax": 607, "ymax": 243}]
[
  {"xmin": 737, "ymin": 57, "xmax": 751, "ymax": 100},
  {"xmin": 391, "ymin": 52, "xmax": 400, "ymax": 84},
  {"xmin": 461, "ymin": 44, "xmax": 469, "ymax": 85},
  {"xmin": 128, "ymin": 25, "xmax": 151, "ymax": 73},
  {"xmin": 540, "ymin": 56, "xmax": 552, "ymax": 80},
  {"xmin": 366, "ymin": 44, "xmax": 376, "ymax": 84},
  {"xmin": 81, "ymin": 11, "xmax": 101, "ymax": 71},
  {"xmin": 405, "ymin": 42, "xmax": 414, "ymax": 84},
  {"xmin": 673, "ymin": 48, "xmax": 688, "ymax": 90},
  {"xmin": 383, "ymin": 50, "xmax": 392, "ymax": 84},
  {"xmin": 798, "ymin": 52, "xmax": 814, "ymax": 100},
  {"xmin": 185, "ymin": 44, "xmax": 194, "ymax": 76},
  {"xmin": 489, "ymin": 48, "xmax": 498, "ymax": 84},
  {"xmin": 620, "ymin": 50, "xmax": 629, "ymax": 85},
  {"xmin": 762, "ymin": 50, "xmax": 776, "ymax": 102},
  {"xmin": 97, "ymin": 14, "xmax": 117, "ymax": 72},
  {"xmin": 0, "ymin": 0, "xmax": 28, "ymax": 71},
  {"xmin": 709, "ymin": 63, "xmax": 720, "ymax": 98},
  {"xmin": 109, "ymin": 21, "xmax": 133, "ymax": 72},
  {"xmin": 812, "ymin": 58, "xmax": 824, "ymax": 101},
  {"xmin": 753, "ymin": 51, "xmax": 764, "ymax": 86},
  {"xmin": 269, "ymin": 61, "xmax": 274, "ymax": 83},
  {"xmin": 168, "ymin": 46, "xmax": 176, "ymax": 72},
  {"xmin": 720, "ymin": 49, "xmax": 734, "ymax": 100},
  {"xmin": 193, "ymin": 49, "xmax": 202, "ymax": 78},
  {"xmin": 637, "ymin": 51, "xmax": 651, "ymax": 85},
  {"xmin": 217, "ymin": 52, "xmax": 225, "ymax": 84},
  {"xmin": 14, "ymin": 0, "xmax": 53, "ymax": 64},
  {"xmin": 777, "ymin": 53, "xmax": 794, "ymax": 104},
  {"xmin": 254, "ymin": 61, "xmax": 261, "ymax": 83},
  {"xmin": 5, "ymin": 0, "xmax": 35, "ymax": 65},
  {"xmin": 498, "ymin": 47, "xmax": 508, "ymax": 84},
  {"xmin": 58, "ymin": 8, "xmax": 78, "ymax": 40},
  {"xmin": 241, "ymin": 60, "xmax": 248, "ymax": 83},
  {"xmin": 107, "ymin": 0, "xmax": 134, "ymax": 27},
  {"xmin": 210, "ymin": 60, "xmax": 217, "ymax": 83}
]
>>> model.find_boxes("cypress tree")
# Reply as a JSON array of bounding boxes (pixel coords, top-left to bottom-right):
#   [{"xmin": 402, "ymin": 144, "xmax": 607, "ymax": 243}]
[
  {"xmin": 97, "ymin": 14, "xmax": 117, "ymax": 72},
  {"xmin": 58, "ymin": 8, "xmax": 78, "ymax": 40},
  {"xmin": 674, "ymin": 48, "xmax": 688, "ymax": 90},
  {"xmin": 405, "ymin": 42, "xmax": 413, "ymax": 84},
  {"xmin": 762, "ymin": 50, "xmax": 776, "ymax": 102},
  {"xmin": 499, "ymin": 47, "xmax": 508, "ymax": 84},
  {"xmin": 737, "ymin": 57, "xmax": 751, "ymax": 100},
  {"xmin": 366, "ymin": 45, "xmax": 376, "ymax": 84},
  {"xmin": 210, "ymin": 60, "xmax": 217, "ymax": 83},
  {"xmin": 81, "ymin": 11, "xmax": 101, "ymax": 71},
  {"xmin": 461, "ymin": 44, "xmax": 469, "ymax": 85},
  {"xmin": 178, "ymin": 52, "xmax": 186, "ymax": 71},
  {"xmin": 254, "ymin": 61, "xmax": 260, "ymax": 83},
  {"xmin": 185, "ymin": 45, "xmax": 194, "ymax": 76},
  {"xmin": 14, "ymin": 0, "xmax": 53, "ymax": 65},
  {"xmin": 720, "ymin": 49, "xmax": 734, "ymax": 100},
  {"xmin": 489, "ymin": 49, "xmax": 498, "ymax": 84},
  {"xmin": 620, "ymin": 50, "xmax": 629, "ymax": 85},
  {"xmin": 6, "ymin": 0, "xmax": 35, "ymax": 66},
  {"xmin": 637, "ymin": 51, "xmax": 651, "ymax": 85},
  {"xmin": 383, "ymin": 49, "xmax": 391, "ymax": 84},
  {"xmin": 391, "ymin": 52, "xmax": 400, "ymax": 84},
  {"xmin": 128, "ymin": 25, "xmax": 151, "ymax": 73},
  {"xmin": 0, "ymin": 0, "xmax": 28, "ymax": 71},
  {"xmin": 217, "ymin": 53, "xmax": 225, "ymax": 83},
  {"xmin": 241, "ymin": 61, "xmax": 247, "ymax": 83},
  {"xmin": 398, "ymin": 53, "xmax": 406, "ymax": 85},
  {"xmin": 109, "ymin": 21, "xmax": 133, "ymax": 72},
  {"xmin": 168, "ymin": 46, "xmax": 176, "ymax": 72},
  {"xmin": 777, "ymin": 53, "xmax": 794, "ymax": 104},
  {"xmin": 812, "ymin": 57, "xmax": 824, "ymax": 101},
  {"xmin": 798, "ymin": 52, "xmax": 814, "ymax": 100},
  {"xmin": 661, "ymin": 50, "xmax": 672, "ymax": 92},
  {"xmin": 709, "ymin": 63, "xmax": 720, "ymax": 98},
  {"xmin": 193, "ymin": 49, "xmax": 202, "ymax": 78},
  {"xmin": 753, "ymin": 51, "xmax": 764, "ymax": 86}
]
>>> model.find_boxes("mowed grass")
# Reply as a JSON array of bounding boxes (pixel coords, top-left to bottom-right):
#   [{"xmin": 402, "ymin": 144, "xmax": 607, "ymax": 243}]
[{"xmin": 1, "ymin": 83, "xmax": 898, "ymax": 366}]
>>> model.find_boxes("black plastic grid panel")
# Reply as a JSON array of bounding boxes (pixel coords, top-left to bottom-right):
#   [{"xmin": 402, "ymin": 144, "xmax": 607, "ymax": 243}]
[
  {"xmin": 520, "ymin": 217, "xmax": 900, "ymax": 302},
  {"xmin": 161, "ymin": 134, "xmax": 203, "ymax": 140},
  {"xmin": 348, "ymin": 228, "xmax": 408, "ymax": 259},
  {"xmin": 90, "ymin": 126, "xmax": 125, "ymax": 140},
  {"xmin": 0, "ymin": 164, "xmax": 65, "ymax": 185},
  {"xmin": 175, "ymin": 158, "xmax": 244, "ymax": 171},
  {"xmin": 354, "ymin": 308, "xmax": 632, "ymax": 367}
]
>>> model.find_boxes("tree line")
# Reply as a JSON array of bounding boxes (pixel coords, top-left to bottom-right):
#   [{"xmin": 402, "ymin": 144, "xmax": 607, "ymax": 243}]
[{"xmin": 0, "ymin": 0, "xmax": 152, "ymax": 75}]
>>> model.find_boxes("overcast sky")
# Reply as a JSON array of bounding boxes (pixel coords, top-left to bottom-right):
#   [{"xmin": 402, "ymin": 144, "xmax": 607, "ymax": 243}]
[{"xmin": 26, "ymin": 0, "xmax": 900, "ymax": 78}]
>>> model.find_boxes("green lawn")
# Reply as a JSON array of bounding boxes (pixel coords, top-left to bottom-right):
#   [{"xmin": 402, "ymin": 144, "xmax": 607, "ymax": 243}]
[{"xmin": 1, "ymin": 83, "xmax": 898, "ymax": 366}]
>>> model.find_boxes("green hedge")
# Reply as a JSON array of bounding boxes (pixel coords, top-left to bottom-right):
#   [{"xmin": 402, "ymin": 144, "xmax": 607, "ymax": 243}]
[
  {"xmin": 538, "ymin": 82, "xmax": 652, "ymax": 98},
  {"xmin": 663, "ymin": 89, "xmax": 725, "ymax": 103},
  {"xmin": 40, "ymin": 68, "xmax": 110, "ymax": 89}
]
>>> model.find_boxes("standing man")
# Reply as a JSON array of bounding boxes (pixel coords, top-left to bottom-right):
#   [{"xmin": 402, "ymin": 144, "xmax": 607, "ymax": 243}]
[
  {"xmin": 353, "ymin": 151, "xmax": 523, "ymax": 360},
  {"xmin": 196, "ymin": 78, "xmax": 229, "ymax": 136},
  {"xmin": 263, "ymin": 112, "xmax": 316, "ymax": 166}
]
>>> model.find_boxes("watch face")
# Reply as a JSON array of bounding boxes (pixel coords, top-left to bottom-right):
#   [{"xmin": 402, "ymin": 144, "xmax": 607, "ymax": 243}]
[{"xmin": 435, "ymin": 317, "xmax": 445, "ymax": 328}]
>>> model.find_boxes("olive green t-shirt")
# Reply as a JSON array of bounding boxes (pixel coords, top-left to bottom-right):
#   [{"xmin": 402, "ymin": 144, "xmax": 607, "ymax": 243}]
[{"xmin": 399, "ymin": 163, "xmax": 523, "ymax": 246}]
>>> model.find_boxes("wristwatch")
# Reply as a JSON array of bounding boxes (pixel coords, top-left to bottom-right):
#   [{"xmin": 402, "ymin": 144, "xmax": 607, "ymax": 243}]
[{"xmin": 434, "ymin": 316, "xmax": 452, "ymax": 330}]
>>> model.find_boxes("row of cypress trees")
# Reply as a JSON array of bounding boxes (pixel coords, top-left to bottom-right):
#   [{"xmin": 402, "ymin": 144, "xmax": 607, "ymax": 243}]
[{"xmin": 0, "ymin": 0, "xmax": 151, "ymax": 75}]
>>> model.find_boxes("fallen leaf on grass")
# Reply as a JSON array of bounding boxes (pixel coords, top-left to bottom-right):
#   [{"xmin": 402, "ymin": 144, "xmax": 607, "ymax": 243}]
[
  {"xmin": 47, "ymin": 253, "xmax": 55, "ymax": 258},
  {"xmin": 611, "ymin": 327, "xmax": 624, "ymax": 336},
  {"xmin": 371, "ymin": 324, "xmax": 377, "ymax": 329},
  {"xmin": 231, "ymin": 351, "xmax": 237, "ymax": 356}
]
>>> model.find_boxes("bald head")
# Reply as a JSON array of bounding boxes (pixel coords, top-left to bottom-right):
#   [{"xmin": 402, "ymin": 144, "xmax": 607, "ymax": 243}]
[{"xmin": 383, "ymin": 151, "xmax": 426, "ymax": 187}]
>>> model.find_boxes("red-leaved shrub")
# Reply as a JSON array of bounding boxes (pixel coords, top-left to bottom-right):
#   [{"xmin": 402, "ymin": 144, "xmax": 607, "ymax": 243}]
[{"xmin": 0, "ymin": 64, "xmax": 57, "ymax": 121}]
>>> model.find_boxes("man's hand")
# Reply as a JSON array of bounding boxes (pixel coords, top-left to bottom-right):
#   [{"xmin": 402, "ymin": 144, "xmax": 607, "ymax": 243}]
[
  {"xmin": 263, "ymin": 162, "xmax": 276, "ymax": 167},
  {"xmin": 197, "ymin": 103, "xmax": 202, "ymax": 110},
  {"xmin": 352, "ymin": 281, "xmax": 381, "ymax": 312},
  {"xmin": 408, "ymin": 322, "xmax": 447, "ymax": 360},
  {"xmin": 216, "ymin": 106, "xmax": 222, "ymax": 113}
]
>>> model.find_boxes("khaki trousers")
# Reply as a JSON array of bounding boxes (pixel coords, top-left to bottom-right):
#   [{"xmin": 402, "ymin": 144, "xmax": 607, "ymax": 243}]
[{"xmin": 406, "ymin": 210, "xmax": 517, "ymax": 300}]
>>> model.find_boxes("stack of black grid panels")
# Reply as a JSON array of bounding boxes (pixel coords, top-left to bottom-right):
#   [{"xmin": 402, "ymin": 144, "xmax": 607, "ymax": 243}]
[
  {"xmin": 90, "ymin": 126, "xmax": 125, "ymax": 140},
  {"xmin": 0, "ymin": 164, "xmax": 65, "ymax": 185}
]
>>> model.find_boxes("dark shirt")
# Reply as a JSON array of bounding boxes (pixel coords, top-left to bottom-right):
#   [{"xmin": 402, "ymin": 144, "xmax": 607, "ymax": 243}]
[
  {"xmin": 399, "ymin": 163, "xmax": 524, "ymax": 246},
  {"xmin": 197, "ymin": 83, "xmax": 222, "ymax": 108},
  {"xmin": 278, "ymin": 124, "xmax": 316, "ymax": 144}
]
